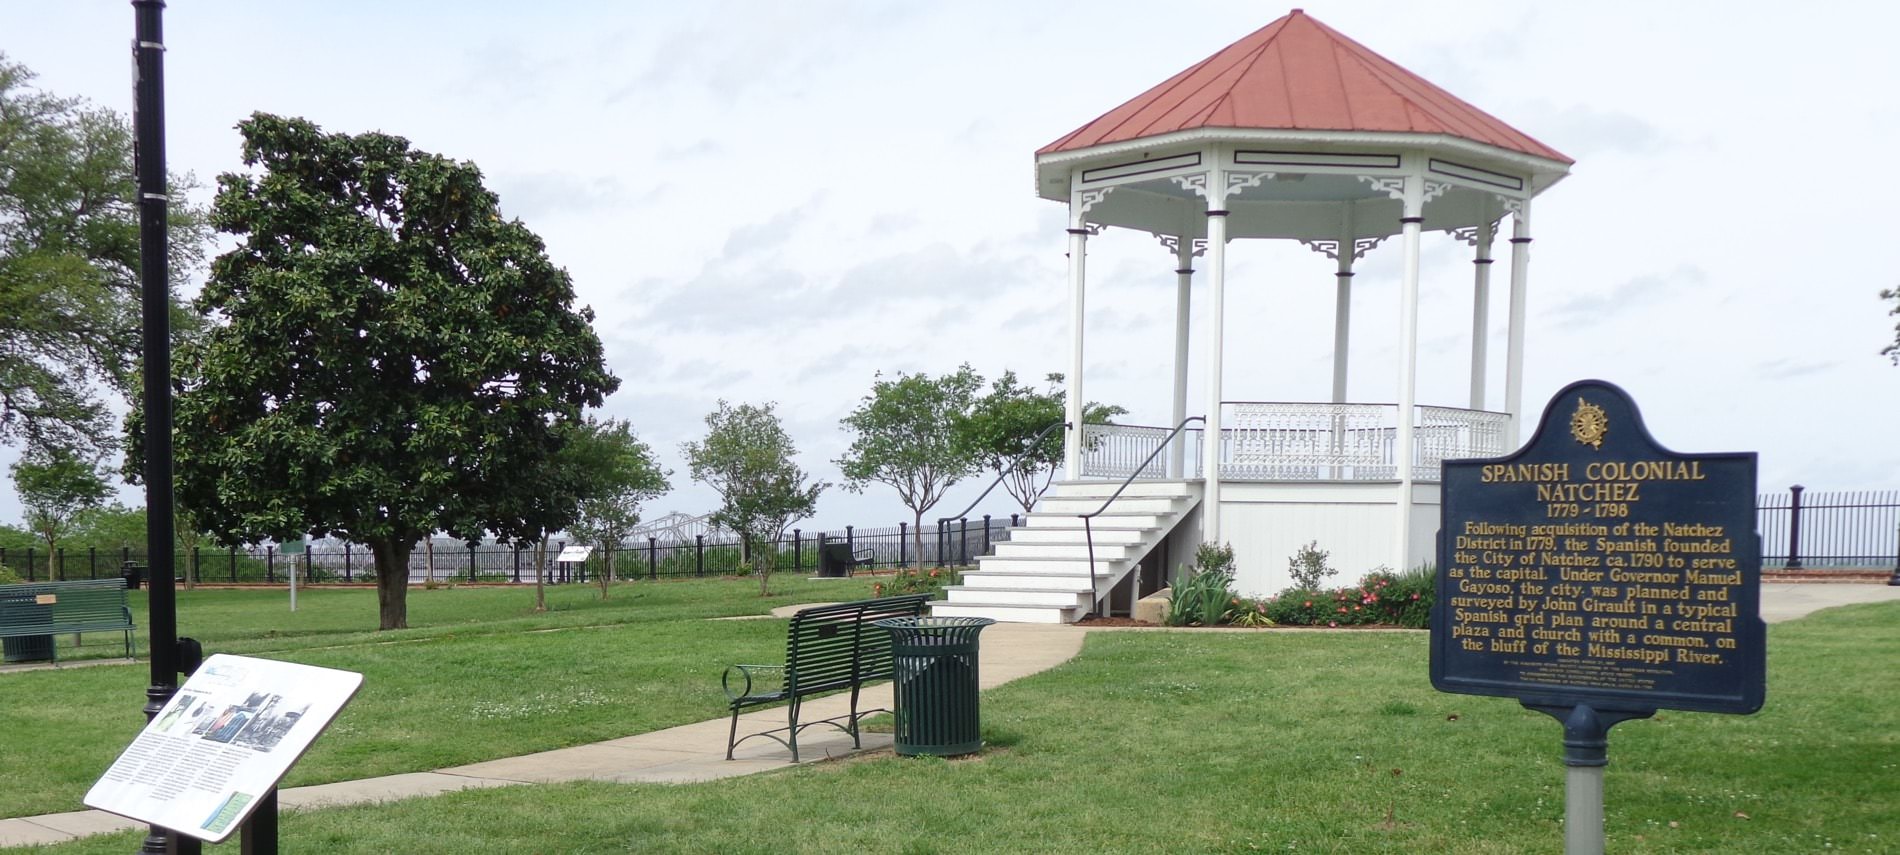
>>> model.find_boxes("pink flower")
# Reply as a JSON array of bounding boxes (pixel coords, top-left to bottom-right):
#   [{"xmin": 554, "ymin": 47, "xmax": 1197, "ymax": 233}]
[
  {"xmin": 1303, "ymin": 600, "xmax": 1312, "ymax": 608},
  {"xmin": 1410, "ymin": 593, "xmax": 1420, "ymax": 600},
  {"xmin": 1328, "ymin": 621, "xmax": 1338, "ymax": 628},
  {"xmin": 1337, "ymin": 606, "xmax": 1348, "ymax": 614}
]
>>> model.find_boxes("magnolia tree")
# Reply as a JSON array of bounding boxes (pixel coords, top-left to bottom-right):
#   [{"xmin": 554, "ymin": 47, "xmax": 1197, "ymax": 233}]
[
  {"xmin": 684, "ymin": 401, "xmax": 823, "ymax": 596},
  {"xmin": 169, "ymin": 114, "xmax": 617, "ymax": 630},
  {"xmin": 959, "ymin": 371, "xmax": 1125, "ymax": 514},
  {"xmin": 837, "ymin": 365, "xmax": 984, "ymax": 570},
  {"xmin": 566, "ymin": 416, "xmax": 670, "ymax": 599}
]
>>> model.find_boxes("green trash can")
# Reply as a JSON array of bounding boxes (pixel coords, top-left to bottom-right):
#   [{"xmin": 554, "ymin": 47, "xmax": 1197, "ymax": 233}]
[
  {"xmin": 874, "ymin": 616, "xmax": 995, "ymax": 757},
  {"xmin": 1, "ymin": 596, "xmax": 54, "ymax": 664}
]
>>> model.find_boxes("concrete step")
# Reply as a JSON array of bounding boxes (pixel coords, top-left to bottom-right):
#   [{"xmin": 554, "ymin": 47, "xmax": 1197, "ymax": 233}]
[
  {"xmin": 975, "ymin": 555, "xmax": 1126, "ymax": 576},
  {"xmin": 1020, "ymin": 511, "xmax": 1173, "ymax": 529},
  {"xmin": 1006, "ymin": 526, "xmax": 1152, "ymax": 545},
  {"xmin": 993, "ymin": 541, "xmax": 1137, "ymax": 561},
  {"xmin": 1033, "ymin": 496, "xmax": 1185, "ymax": 515},
  {"xmin": 945, "ymin": 587, "xmax": 1092, "ymax": 608},
  {"xmin": 929, "ymin": 601, "xmax": 1076, "ymax": 624},
  {"xmin": 958, "ymin": 571, "xmax": 1097, "ymax": 591},
  {"xmin": 1048, "ymin": 480, "xmax": 1198, "ymax": 499}
]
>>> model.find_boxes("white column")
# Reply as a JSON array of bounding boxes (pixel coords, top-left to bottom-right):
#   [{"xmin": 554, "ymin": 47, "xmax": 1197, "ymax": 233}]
[
  {"xmin": 1200, "ymin": 166, "xmax": 1229, "ymax": 545},
  {"xmin": 1392, "ymin": 175, "xmax": 1425, "ymax": 573},
  {"xmin": 1169, "ymin": 235, "xmax": 1193, "ymax": 478},
  {"xmin": 1331, "ymin": 205, "xmax": 1355, "ymax": 403},
  {"xmin": 1062, "ymin": 199, "xmax": 1090, "ymax": 478},
  {"xmin": 1469, "ymin": 220, "xmax": 1496, "ymax": 410},
  {"xmin": 1504, "ymin": 201, "xmax": 1533, "ymax": 447}
]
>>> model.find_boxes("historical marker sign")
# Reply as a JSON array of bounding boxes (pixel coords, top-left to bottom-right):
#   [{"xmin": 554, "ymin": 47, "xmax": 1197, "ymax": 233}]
[
  {"xmin": 1431, "ymin": 379, "xmax": 1765, "ymax": 716},
  {"xmin": 85, "ymin": 655, "xmax": 363, "ymax": 842}
]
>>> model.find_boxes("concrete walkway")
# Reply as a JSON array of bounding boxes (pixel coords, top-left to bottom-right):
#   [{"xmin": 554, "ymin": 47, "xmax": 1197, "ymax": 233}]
[
  {"xmin": 4, "ymin": 585, "xmax": 1895, "ymax": 849},
  {"xmin": 0, "ymin": 617, "xmax": 1087, "ymax": 848}
]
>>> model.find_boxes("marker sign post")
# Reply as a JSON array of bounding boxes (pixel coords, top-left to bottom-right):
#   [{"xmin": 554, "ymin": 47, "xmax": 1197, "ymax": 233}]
[
  {"xmin": 1431, "ymin": 380, "xmax": 1764, "ymax": 855},
  {"xmin": 86, "ymin": 655, "xmax": 363, "ymax": 844}
]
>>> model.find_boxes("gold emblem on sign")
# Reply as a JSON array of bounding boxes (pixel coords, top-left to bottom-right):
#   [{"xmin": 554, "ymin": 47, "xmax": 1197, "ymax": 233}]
[{"xmin": 1570, "ymin": 398, "xmax": 1608, "ymax": 450}]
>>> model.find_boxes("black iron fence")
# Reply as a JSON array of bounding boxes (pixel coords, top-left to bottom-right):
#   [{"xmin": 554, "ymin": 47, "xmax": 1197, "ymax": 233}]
[
  {"xmin": 0, "ymin": 516, "xmax": 1022, "ymax": 585},
  {"xmin": 1757, "ymin": 487, "xmax": 1899, "ymax": 570}
]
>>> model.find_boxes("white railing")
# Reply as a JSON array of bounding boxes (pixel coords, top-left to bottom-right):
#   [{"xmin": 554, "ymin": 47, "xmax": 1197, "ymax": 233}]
[{"xmin": 1078, "ymin": 403, "xmax": 1509, "ymax": 483}]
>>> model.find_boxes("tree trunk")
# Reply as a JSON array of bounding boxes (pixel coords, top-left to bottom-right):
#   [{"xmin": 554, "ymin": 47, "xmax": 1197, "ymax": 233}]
[
  {"xmin": 913, "ymin": 510, "xmax": 926, "ymax": 572},
  {"xmin": 424, "ymin": 536, "xmax": 436, "ymax": 584},
  {"xmin": 368, "ymin": 538, "xmax": 412, "ymax": 630},
  {"xmin": 751, "ymin": 535, "xmax": 770, "ymax": 597},
  {"xmin": 532, "ymin": 539, "xmax": 547, "ymax": 612},
  {"xmin": 597, "ymin": 543, "xmax": 613, "ymax": 600}
]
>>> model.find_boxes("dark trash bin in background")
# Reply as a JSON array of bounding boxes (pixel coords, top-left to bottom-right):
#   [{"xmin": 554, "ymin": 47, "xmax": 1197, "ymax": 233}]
[
  {"xmin": 0, "ymin": 594, "xmax": 54, "ymax": 663},
  {"xmin": 121, "ymin": 561, "xmax": 146, "ymax": 591},
  {"xmin": 874, "ymin": 616, "xmax": 995, "ymax": 756}
]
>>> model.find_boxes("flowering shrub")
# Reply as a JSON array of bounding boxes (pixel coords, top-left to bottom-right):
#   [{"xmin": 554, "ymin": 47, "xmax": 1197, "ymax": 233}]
[
  {"xmin": 1262, "ymin": 565, "xmax": 1435, "ymax": 629},
  {"xmin": 872, "ymin": 565, "xmax": 960, "ymax": 599}
]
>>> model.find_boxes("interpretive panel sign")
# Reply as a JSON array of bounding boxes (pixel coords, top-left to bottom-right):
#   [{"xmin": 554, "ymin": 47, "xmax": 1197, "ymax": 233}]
[
  {"xmin": 1430, "ymin": 379, "xmax": 1764, "ymax": 715},
  {"xmin": 557, "ymin": 544, "xmax": 594, "ymax": 563},
  {"xmin": 84, "ymin": 655, "xmax": 363, "ymax": 842}
]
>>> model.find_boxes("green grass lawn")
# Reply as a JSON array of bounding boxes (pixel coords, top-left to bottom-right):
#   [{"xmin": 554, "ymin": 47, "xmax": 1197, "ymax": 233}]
[
  {"xmin": 0, "ymin": 576, "xmax": 881, "ymax": 818},
  {"xmin": 18, "ymin": 600, "xmax": 1900, "ymax": 854}
]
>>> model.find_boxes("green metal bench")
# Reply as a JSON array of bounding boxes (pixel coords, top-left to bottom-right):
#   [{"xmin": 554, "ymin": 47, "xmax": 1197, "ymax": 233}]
[
  {"xmin": 723, "ymin": 594, "xmax": 931, "ymax": 761},
  {"xmin": 0, "ymin": 578, "xmax": 137, "ymax": 664}
]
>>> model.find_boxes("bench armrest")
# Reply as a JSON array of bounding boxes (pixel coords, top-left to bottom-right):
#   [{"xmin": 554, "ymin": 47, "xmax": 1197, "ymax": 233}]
[{"xmin": 723, "ymin": 664, "xmax": 785, "ymax": 701}]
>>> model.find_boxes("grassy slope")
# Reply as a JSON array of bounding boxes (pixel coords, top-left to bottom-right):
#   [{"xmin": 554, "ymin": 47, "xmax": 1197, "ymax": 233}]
[
  {"xmin": 0, "ymin": 577, "xmax": 880, "ymax": 818},
  {"xmin": 22, "ymin": 601, "xmax": 1899, "ymax": 854}
]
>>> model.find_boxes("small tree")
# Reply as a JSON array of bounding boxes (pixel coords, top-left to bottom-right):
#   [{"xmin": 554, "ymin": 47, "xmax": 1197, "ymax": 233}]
[
  {"xmin": 959, "ymin": 371, "xmax": 1126, "ymax": 514},
  {"xmin": 566, "ymin": 416, "xmax": 670, "ymax": 599},
  {"xmin": 837, "ymin": 365, "xmax": 983, "ymax": 570},
  {"xmin": 10, "ymin": 446, "xmax": 109, "ymax": 578},
  {"xmin": 684, "ymin": 401, "xmax": 823, "ymax": 596}
]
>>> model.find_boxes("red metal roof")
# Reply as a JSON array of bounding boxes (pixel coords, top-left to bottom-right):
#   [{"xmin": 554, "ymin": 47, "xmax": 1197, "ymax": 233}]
[{"xmin": 1038, "ymin": 9, "xmax": 1571, "ymax": 164}]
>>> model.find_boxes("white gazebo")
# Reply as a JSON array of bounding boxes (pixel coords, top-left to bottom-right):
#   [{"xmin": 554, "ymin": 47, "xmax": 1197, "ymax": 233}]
[{"xmin": 935, "ymin": 9, "xmax": 1570, "ymax": 623}]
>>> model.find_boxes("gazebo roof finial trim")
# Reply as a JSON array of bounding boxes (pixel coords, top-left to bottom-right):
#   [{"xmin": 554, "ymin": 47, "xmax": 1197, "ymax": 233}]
[{"xmin": 1038, "ymin": 8, "xmax": 1572, "ymax": 165}]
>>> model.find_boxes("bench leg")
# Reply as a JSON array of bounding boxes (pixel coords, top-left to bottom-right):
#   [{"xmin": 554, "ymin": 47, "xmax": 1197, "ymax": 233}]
[
  {"xmin": 787, "ymin": 696, "xmax": 800, "ymax": 763},
  {"xmin": 726, "ymin": 706, "xmax": 741, "ymax": 761}
]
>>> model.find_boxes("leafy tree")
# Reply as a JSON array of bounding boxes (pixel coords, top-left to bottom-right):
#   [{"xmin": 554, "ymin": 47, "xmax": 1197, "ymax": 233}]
[
  {"xmin": 0, "ymin": 55, "xmax": 209, "ymax": 456},
  {"xmin": 565, "ymin": 416, "xmax": 670, "ymax": 599},
  {"xmin": 168, "ymin": 113, "xmax": 617, "ymax": 630},
  {"xmin": 684, "ymin": 401, "xmax": 823, "ymax": 596},
  {"xmin": 1883, "ymin": 284, "xmax": 1899, "ymax": 364},
  {"xmin": 10, "ymin": 445, "xmax": 109, "ymax": 577},
  {"xmin": 837, "ymin": 365, "xmax": 983, "ymax": 570},
  {"xmin": 959, "ymin": 371, "xmax": 1126, "ymax": 514}
]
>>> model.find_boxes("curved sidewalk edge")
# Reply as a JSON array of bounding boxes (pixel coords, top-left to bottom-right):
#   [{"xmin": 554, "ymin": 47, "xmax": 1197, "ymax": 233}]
[{"xmin": 0, "ymin": 622, "xmax": 1088, "ymax": 849}]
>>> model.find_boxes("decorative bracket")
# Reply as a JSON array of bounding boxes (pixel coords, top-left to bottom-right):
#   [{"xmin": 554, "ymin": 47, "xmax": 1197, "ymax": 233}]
[
  {"xmin": 1156, "ymin": 234, "xmax": 1208, "ymax": 257},
  {"xmin": 1226, "ymin": 171, "xmax": 1274, "ymax": 199},
  {"xmin": 1492, "ymin": 194, "xmax": 1527, "ymax": 219},
  {"xmin": 1298, "ymin": 235, "xmax": 1390, "ymax": 261},
  {"xmin": 1449, "ymin": 221, "xmax": 1503, "ymax": 248},
  {"xmin": 1077, "ymin": 186, "xmax": 1115, "ymax": 215},
  {"xmin": 1170, "ymin": 174, "xmax": 1209, "ymax": 199},
  {"xmin": 1423, "ymin": 180, "xmax": 1452, "ymax": 205},
  {"xmin": 1356, "ymin": 175, "xmax": 1407, "ymax": 199}
]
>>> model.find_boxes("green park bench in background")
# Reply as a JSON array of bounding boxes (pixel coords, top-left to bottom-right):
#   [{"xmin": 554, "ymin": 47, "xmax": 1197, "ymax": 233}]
[
  {"xmin": 723, "ymin": 594, "xmax": 931, "ymax": 761},
  {"xmin": 0, "ymin": 578, "xmax": 138, "ymax": 664}
]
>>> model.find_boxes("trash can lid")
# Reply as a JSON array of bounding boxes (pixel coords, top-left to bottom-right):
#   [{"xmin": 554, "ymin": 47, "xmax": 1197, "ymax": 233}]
[{"xmin": 873, "ymin": 616, "xmax": 996, "ymax": 630}]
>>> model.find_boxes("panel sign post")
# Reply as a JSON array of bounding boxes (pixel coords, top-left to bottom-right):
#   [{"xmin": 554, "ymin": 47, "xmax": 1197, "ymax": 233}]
[
  {"xmin": 1431, "ymin": 379, "xmax": 1764, "ymax": 855},
  {"xmin": 86, "ymin": 654, "xmax": 363, "ymax": 844}
]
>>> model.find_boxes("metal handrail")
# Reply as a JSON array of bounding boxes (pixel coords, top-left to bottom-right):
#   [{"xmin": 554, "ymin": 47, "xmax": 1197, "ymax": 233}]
[
  {"xmin": 934, "ymin": 421, "xmax": 1068, "ymax": 564},
  {"xmin": 1078, "ymin": 415, "xmax": 1205, "ymax": 614}
]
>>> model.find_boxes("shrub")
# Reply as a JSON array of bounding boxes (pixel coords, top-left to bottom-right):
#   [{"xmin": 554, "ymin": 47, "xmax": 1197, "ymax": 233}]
[
  {"xmin": 1287, "ymin": 540, "xmax": 1335, "ymax": 590},
  {"xmin": 1263, "ymin": 564, "xmax": 1435, "ymax": 629},
  {"xmin": 0, "ymin": 564, "xmax": 20, "ymax": 585},
  {"xmin": 872, "ymin": 565, "xmax": 960, "ymax": 600},
  {"xmin": 1166, "ymin": 542, "xmax": 1237, "ymax": 626}
]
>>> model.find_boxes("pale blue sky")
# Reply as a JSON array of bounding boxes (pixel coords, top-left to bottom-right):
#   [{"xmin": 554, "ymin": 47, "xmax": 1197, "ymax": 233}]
[{"xmin": 3, "ymin": 1, "xmax": 1896, "ymax": 532}]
